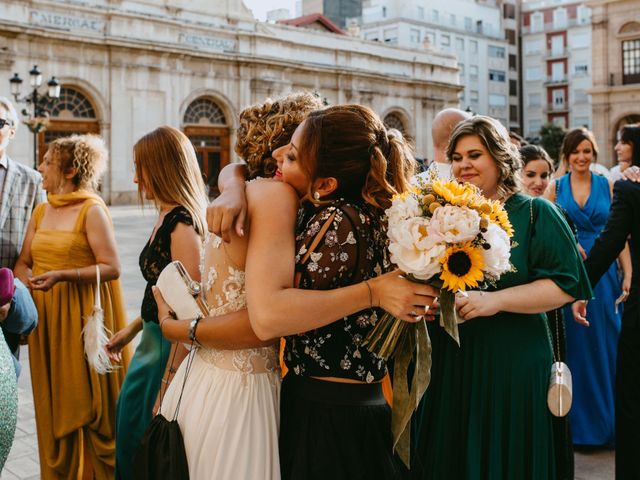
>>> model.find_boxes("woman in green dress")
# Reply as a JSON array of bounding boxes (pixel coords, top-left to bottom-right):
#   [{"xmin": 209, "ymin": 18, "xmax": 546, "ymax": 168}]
[{"xmin": 411, "ymin": 116, "xmax": 592, "ymax": 479}]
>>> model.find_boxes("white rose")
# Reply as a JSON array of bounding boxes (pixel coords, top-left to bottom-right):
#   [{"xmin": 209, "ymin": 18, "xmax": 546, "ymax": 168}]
[
  {"xmin": 388, "ymin": 217, "xmax": 446, "ymax": 279},
  {"xmin": 481, "ymin": 223, "xmax": 512, "ymax": 277},
  {"xmin": 428, "ymin": 205, "xmax": 480, "ymax": 243},
  {"xmin": 386, "ymin": 194, "xmax": 422, "ymax": 228}
]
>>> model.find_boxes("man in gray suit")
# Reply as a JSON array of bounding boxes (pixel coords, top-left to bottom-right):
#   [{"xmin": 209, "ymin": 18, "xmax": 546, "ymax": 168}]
[{"xmin": 0, "ymin": 96, "xmax": 42, "ymax": 374}]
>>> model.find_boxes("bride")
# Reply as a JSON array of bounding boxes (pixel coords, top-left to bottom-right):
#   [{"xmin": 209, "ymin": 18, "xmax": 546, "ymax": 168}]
[{"xmin": 153, "ymin": 92, "xmax": 322, "ymax": 479}]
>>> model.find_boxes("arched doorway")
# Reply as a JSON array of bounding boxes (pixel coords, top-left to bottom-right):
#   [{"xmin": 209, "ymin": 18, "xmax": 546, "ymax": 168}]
[
  {"xmin": 182, "ymin": 97, "xmax": 230, "ymax": 197},
  {"xmin": 38, "ymin": 86, "xmax": 100, "ymax": 165}
]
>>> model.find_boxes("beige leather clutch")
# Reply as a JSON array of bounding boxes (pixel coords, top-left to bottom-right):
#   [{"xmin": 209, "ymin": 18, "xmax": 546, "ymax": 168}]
[{"xmin": 156, "ymin": 261, "xmax": 208, "ymax": 320}]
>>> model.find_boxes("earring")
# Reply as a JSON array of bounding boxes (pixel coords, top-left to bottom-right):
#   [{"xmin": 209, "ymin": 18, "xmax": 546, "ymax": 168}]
[{"xmin": 313, "ymin": 192, "xmax": 321, "ymax": 201}]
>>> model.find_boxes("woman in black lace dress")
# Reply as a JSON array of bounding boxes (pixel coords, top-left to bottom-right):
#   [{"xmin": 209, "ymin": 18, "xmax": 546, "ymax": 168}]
[
  {"xmin": 104, "ymin": 126, "xmax": 206, "ymax": 480},
  {"xmin": 244, "ymin": 105, "xmax": 437, "ymax": 479}
]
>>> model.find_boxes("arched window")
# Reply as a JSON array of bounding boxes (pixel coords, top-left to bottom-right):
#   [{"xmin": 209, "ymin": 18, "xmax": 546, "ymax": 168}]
[
  {"xmin": 183, "ymin": 97, "xmax": 227, "ymax": 125},
  {"xmin": 183, "ymin": 96, "xmax": 230, "ymax": 197},
  {"xmin": 39, "ymin": 86, "xmax": 100, "ymax": 165},
  {"xmin": 383, "ymin": 112, "xmax": 407, "ymax": 135}
]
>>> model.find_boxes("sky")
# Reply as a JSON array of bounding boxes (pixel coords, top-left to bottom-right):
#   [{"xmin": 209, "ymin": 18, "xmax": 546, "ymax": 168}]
[{"xmin": 242, "ymin": 0, "xmax": 298, "ymax": 20}]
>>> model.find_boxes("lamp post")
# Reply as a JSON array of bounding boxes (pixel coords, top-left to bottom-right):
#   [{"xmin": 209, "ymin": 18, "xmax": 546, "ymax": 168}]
[{"xmin": 9, "ymin": 65, "xmax": 61, "ymax": 168}]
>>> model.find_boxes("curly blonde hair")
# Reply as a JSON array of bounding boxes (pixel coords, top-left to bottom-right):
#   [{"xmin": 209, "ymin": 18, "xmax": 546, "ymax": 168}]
[
  {"xmin": 235, "ymin": 91, "xmax": 324, "ymax": 178},
  {"xmin": 48, "ymin": 134, "xmax": 107, "ymax": 192}
]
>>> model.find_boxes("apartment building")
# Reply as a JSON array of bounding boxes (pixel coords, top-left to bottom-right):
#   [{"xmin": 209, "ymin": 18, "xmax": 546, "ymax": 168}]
[
  {"xmin": 521, "ymin": 0, "xmax": 593, "ymax": 138},
  {"xmin": 359, "ymin": 0, "xmax": 512, "ymax": 129}
]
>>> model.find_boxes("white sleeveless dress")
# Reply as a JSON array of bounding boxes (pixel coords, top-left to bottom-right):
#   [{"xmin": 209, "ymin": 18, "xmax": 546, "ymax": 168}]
[{"xmin": 161, "ymin": 234, "xmax": 281, "ymax": 479}]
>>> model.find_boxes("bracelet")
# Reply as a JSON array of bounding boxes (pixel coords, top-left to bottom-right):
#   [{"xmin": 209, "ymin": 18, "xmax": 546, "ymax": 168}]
[
  {"xmin": 76, "ymin": 268, "xmax": 81, "ymax": 283},
  {"xmin": 188, "ymin": 313, "xmax": 203, "ymax": 346},
  {"xmin": 363, "ymin": 279, "xmax": 374, "ymax": 309}
]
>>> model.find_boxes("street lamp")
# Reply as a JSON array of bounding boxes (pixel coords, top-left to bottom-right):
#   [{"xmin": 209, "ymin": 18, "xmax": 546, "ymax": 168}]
[{"xmin": 9, "ymin": 65, "xmax": 61, "ymax": 168}]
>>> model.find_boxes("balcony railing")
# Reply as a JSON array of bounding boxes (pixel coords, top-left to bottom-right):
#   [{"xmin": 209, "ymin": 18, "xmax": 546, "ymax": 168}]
[
  {"xmin": 543, "ymin": 102, "xmax": 569, "ymax": 113},
  {"xmin": 544, "ymin": 76, "xmax": 568, "ymax": 86},
  {"xmin": 522, "ymin": 17, "xmax": 588, "ymax": 35},
  {"xmin": 607, "ymin": 72, "xmax": 640, "ymax": 86},
  {"xmin": 544, "ymin": 48, "xmax": 568, "ymax": 59}
]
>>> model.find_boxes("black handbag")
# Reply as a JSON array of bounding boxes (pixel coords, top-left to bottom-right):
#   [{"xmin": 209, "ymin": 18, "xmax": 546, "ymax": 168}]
[{"xmin": 132, "ymin": 341, "xmax": 196, "ymax": 480}]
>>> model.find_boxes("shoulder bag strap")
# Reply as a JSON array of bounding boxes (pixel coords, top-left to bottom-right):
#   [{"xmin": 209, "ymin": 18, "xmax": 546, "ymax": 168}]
[
  {"xmin": 530, "ymin": 197, "xmax": 563, "ymax": 363},
  {"xmin": 294, "ymin": 210, "xmax": 337, "ymax": 288}
]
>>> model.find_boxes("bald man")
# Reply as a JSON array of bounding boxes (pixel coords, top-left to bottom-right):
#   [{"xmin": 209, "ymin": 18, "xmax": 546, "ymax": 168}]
[{"xmin": 426, "ymin": 108, "xmax": 471, "ymax": 179}]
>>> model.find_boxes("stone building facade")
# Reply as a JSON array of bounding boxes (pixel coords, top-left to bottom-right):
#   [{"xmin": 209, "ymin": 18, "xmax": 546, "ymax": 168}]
[
  {"xmin": 588, "ymin": 0, "xmax": 640, "ymax": 166},
  {"xmin": 0, "ymin": 0, "xmax": 460, "ymax": 203}
]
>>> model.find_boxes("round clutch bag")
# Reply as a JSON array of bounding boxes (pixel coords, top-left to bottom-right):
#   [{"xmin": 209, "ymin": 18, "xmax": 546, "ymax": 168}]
[{"xmin": 547, "ymin": 361, "xmax": 573, "ymax": 417}]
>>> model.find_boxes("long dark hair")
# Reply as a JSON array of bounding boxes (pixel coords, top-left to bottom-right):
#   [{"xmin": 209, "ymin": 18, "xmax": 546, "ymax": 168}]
[
  {"xmin": 619, "ymin": 124, "xmax": 640, "ymax": 167},
  {"xmin": 297, "ymin": 104, "xmax": 416, "ymax": 210}
]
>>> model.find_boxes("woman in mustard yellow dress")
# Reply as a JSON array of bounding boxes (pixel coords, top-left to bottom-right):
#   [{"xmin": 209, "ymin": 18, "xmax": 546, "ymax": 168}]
[{"xmin": 14, "ymin": 135, "xmax": 129, "ymax": 479}]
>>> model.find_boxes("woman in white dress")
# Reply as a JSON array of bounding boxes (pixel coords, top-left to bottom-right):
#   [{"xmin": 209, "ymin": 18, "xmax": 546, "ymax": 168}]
[{"xmin": 153, "ymin": 93, "xmax": 322, "ymax": 479}]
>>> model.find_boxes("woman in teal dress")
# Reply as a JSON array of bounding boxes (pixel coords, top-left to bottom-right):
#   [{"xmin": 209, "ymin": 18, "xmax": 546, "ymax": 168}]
[
  {"xmin": 411, "ymin": 116, "xmax": 592, "ymax": 479},
  {"xmin": 105, "ymin": 126, "xmax": 206, "ymax": 479},
  {"xmin": 546, "ymin": 127, "xmax": 630, "ymax": 446}
]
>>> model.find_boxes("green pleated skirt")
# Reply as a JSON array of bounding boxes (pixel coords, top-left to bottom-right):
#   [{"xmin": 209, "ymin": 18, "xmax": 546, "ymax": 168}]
[
  {"xmin": 114, "ymin": 320, "xmax": 170, "ymax": 480},
  {"xmin": 412, "ymin": 312, "xmax": 556, "ymax": 480}
]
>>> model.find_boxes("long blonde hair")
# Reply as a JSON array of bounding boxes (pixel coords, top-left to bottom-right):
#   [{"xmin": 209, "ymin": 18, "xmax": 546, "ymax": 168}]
[{"xmin": 134, "ymin": 126, "xmax": 207, "ymax": 235}]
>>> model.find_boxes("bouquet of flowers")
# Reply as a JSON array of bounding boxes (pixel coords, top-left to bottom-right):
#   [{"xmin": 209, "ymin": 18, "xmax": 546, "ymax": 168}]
[{"xmin": 365, "ymin": 172, "xmax": 514, "ymax": 466}]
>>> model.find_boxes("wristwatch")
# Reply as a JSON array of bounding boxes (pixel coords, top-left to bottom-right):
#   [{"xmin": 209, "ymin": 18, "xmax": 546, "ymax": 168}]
[{"xmin": 188, "ymin": 313, "xmax": 203, "ymax": 346}]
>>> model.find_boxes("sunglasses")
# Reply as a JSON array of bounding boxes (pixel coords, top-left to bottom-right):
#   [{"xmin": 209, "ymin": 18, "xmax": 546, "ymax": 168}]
[{"xmin": 0, "ymin": 119, "xmax": 13, "ymax": 129}]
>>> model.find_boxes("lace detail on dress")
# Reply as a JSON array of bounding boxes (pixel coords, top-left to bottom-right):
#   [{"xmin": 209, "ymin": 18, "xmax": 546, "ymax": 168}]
[{"xmin": 197, "ymin": 234, "xmax": 279, "ymax": 376}]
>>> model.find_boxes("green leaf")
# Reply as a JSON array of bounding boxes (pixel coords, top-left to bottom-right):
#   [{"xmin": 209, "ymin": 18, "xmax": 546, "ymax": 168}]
[{"xmin": 440, "ymin": 289, "xmax": 460, "ymax": 346}]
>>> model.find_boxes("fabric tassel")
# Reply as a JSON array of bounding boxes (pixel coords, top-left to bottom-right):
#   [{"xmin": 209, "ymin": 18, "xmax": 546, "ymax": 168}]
[{"xmin": 82, "ymin": 265, "xmax": 114, "ymax": 374}]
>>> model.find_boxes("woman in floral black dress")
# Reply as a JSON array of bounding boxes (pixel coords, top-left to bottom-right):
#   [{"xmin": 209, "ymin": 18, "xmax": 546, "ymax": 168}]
[{"xmin": 244, "ymin": 105, "xmax": 437, "ymax": 479}]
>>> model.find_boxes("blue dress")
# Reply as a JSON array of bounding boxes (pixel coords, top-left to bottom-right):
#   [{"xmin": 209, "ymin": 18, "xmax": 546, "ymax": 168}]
[{"xmin": 556, "ymin": 173, "xmax": 622, "ymax": 446}]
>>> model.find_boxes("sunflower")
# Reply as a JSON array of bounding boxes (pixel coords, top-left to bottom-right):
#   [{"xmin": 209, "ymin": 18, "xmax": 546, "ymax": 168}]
[
  {"xmin": 488, "ymin": 200, "xmax": 514, "ymax": 237},
  {"xmin": 431, "ymin": 179, "xmax": 479, "ymax": 208},
  {"xmin": 440, "ymin": 243, "xmax": 485, "ymax": 292}
]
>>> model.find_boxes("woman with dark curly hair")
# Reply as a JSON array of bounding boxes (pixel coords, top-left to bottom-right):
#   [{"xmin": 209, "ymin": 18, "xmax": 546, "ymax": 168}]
[{"xmin": 14, "ymin": 135, "xmax": 129, "ymax": 479}]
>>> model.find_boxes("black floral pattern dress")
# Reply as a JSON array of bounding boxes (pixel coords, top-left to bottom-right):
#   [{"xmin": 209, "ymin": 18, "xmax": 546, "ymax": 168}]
[
  {"xmin": 283, "ymin": 200, "xmax": 390, "ymax": 382},
  {"xmin": 279, "ymin": 200, "xmax": 407, "ymax": 480}
]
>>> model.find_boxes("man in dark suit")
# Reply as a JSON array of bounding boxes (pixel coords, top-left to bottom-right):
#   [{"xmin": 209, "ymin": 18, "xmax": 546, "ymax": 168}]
[
  {"xmin": 0, "ymin": 96, "xmax": 42, "ymax": 374},
  {"xmin": 573, "ymin": 171, "xmax": 640, "ymax": 480}
]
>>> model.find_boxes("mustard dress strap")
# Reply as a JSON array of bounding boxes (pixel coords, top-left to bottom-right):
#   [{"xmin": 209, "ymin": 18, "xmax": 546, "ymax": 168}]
[
  {"xmin": 73, "ymin": 197, "xmax": 110, "ymax": 233},
  {"xmin": 31, "ymin": 202, "xmax": 47, "ymax": 230}
]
